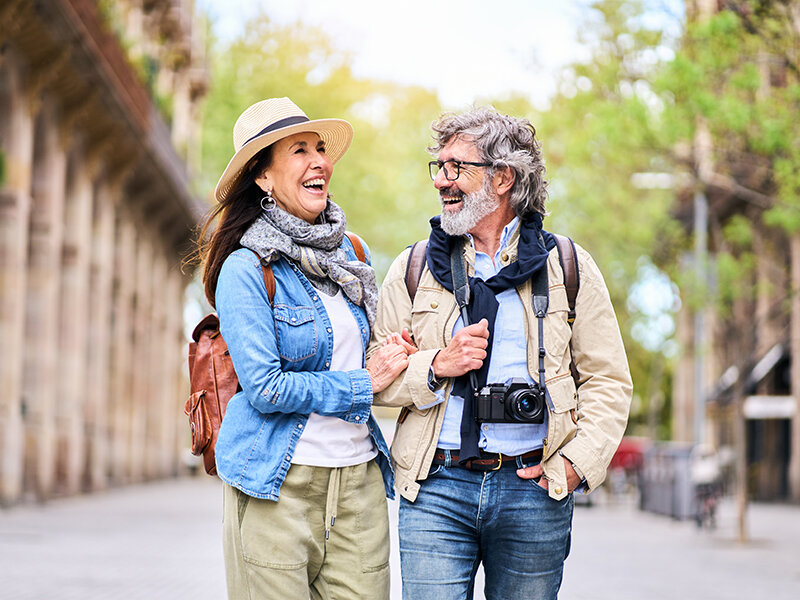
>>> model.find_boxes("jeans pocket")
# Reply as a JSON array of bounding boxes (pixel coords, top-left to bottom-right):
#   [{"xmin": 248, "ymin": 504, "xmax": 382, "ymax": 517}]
[{"xmin": 425, "ymin": 463, "xmax": 444, "ymax": 479}]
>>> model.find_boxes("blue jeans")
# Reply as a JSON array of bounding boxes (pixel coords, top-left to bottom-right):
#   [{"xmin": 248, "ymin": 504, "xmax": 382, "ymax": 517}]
[{"xmin": 398, "ymin": 455, "xmax": 573, "ymax": 600}]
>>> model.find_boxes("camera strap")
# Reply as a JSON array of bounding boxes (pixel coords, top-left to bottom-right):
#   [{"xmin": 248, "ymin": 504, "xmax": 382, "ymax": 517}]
[
  {"xmin": 450, "ymin": 235, "xmax": 555, "ymax": 412},
  {"xmin": 531, "ymin": 235, "xmax": 556, "ymax": 412},
  {"xmin": 450, "ymin": 243, "xmax": 480, "ymax": 393}
]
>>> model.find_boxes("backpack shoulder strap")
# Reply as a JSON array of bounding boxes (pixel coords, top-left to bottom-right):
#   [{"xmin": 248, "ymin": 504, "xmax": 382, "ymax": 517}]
[
  {"xmin": 345, "ymin": 231, "xmax": 366, "ymax": 263},
  {"xmin": 405, "ymin": 239, "xmax": 428, "ymax": 303},
  {"xmin": 249, "ymin": 234, "xmax": 366, "ymax": 307},
  {"xmin": 553, "ymin": 234, "xmax": 579, "ymax": 326},
  {"xmin": 552, "ymin": 233, "xmax": 581, "ymax": 386},
  {"xmin": 244, "ymin": 248, "xmax": 276, "ymax": 305}
]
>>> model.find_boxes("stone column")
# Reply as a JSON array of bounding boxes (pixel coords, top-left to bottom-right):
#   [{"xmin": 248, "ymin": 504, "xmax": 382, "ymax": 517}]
[
  {"xmin": 0, "ymin": 49, "xmax": 34, "ymax": 504},
  {"xmin": 145, "ymin": 247, "xmax": 167, "ymax": 478},
  {"xmin": 110, "ymin": 215, "xmax": 136, "ymax": 483},
  {"xmin": 129, "ymin": 230, "xmax": 153, "ymax": 482},
  {"xmin": 56, "ymin": 140, "xmax": 93, "ymax": 495},
  {"xmin": 162, "ymin": 268, "xmax": 187, "ymax": 476},
  {"xmin": 84, "ymin": 173, "xmax": 118, "ymax": 491},
  {"xmin": 22, "ymin": 97, "xmax": 67, "ymax": 499}
]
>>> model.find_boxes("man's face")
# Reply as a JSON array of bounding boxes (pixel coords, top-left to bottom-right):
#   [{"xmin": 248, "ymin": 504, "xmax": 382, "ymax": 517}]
[{"xmin": 434, "ymin": 137, "xmax": 497, "ymax": 236}]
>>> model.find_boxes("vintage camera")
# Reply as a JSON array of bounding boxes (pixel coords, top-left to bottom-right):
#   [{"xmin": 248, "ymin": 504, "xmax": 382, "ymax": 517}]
[{"xmin": 475, "ymin": 377, "xmax": 546, "ymax": 423}]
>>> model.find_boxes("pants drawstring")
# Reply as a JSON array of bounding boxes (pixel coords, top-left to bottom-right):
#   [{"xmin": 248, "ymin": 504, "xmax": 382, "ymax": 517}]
[{"xmin": 324, "ymin": 467, "xmax": 342, "ymax": 540}]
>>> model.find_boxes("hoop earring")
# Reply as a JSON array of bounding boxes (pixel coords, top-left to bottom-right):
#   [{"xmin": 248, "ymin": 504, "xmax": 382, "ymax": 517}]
[{"xmin": 260, "ymin": 190, "xmax": 275, "ymax": 211}]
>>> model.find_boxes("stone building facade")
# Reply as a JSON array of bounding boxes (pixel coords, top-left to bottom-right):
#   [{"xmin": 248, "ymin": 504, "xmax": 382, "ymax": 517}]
[{"xmin": 0, "ymin": 0, "xmax": 207, "ymax": 504}]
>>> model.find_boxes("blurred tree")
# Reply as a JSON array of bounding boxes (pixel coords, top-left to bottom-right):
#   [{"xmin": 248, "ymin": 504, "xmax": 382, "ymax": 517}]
[
  {"xmin": 531, "ymin": 0, "xmax": 686, "ymax": 437},
  {"xmin": 658, "ymin": 0, "xmax": 800, "ymax": 520},
  {"xmin": 659, "ymin": 0, "xmax": 800, "ymax": 305},
  {"xmin": 200, "ymin": 15, "xmax": 442, "ymax": 276}
]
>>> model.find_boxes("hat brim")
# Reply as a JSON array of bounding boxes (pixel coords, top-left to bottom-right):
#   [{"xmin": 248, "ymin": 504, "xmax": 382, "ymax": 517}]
[{"xmin": 214, "ymin": 118, "xmax": 353, "ymax": 203}]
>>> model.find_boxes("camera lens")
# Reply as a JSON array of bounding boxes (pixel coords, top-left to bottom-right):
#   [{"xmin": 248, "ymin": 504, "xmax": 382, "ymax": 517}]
[{"xmin": 507, "ymin": 388, "xmax": 544, "ymax": 422}]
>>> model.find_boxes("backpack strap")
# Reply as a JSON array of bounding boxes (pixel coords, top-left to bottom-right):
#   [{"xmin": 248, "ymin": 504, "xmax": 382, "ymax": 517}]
[
  {"xmin": 345, "ymin": 231, "xmax": 366, "ymax": 263},
  {"xmin": 553, "ymin": 234, "xmax": 579, "ymax": 326},
  {"xmin": 251, "ymin": 231, "xmax": 367, "ymax": 306},
  {"xmin": 405, "ymin": 239, "xmax": 428, "ymax": 303},
  {"xmin": 552, "ymin": 233, "xmax": 581, "ymax": 385}
]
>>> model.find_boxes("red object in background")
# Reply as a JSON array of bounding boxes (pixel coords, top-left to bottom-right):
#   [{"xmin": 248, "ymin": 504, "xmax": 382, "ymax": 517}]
[{"xmin": 610, "ymin": 437, "xmax": 648, "ymax": 471}]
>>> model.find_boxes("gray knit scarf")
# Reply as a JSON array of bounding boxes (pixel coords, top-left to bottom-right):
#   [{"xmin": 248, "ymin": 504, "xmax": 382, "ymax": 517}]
[{"xmin": 240, "ymin": 199, "xmax": 378, "ymax": 327}]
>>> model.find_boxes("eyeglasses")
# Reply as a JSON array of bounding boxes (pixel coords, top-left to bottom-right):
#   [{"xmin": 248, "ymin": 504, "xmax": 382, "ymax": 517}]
[{"xmin": 428, "ymin": 159, "xmax": 493, "ymax": 181}]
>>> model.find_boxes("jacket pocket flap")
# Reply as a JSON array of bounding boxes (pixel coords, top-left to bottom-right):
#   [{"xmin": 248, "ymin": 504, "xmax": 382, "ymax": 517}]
[
  {"xmin": 273, "ymin": 305, "xmax": 315, "ymax": 326},
  {"xmin": 547, "ymin": 285, "xmax": 569, "ymax": 313},
  {"xmin": 547, "ymin": 374, "xmax": 577, "ymax": 413},
  {"xmin": 412, "ymin": 289, "xmax": 443, "ymax": 314}
]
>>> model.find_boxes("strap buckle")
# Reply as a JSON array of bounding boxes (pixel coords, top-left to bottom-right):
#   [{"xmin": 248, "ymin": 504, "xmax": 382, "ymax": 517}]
[{"xmin": 492, "ymin": 453, "xmax": 504, "ymax": 471}]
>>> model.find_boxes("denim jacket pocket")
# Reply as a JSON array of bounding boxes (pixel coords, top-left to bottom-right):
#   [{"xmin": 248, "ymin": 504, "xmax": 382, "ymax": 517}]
[{"xmin": 273, "ymin": 304, "xmax": 318, "ymax": 362}]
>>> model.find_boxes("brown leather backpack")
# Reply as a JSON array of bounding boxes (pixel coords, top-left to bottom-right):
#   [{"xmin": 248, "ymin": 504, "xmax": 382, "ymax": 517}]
[{"xmin": 185, "ymin": 233, "xmax": 366, "ymax": 475}]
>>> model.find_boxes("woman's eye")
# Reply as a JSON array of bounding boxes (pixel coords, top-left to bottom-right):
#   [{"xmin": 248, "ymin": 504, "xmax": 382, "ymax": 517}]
[{"xmin": 318, "ymin": 146, "xmax": 326, "ymax": 153}]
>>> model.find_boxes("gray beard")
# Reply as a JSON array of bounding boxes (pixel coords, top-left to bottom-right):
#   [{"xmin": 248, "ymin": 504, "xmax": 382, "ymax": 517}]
[{"xmin": 439, "ymin": 178, "xmax": 499, "ymax": 237}]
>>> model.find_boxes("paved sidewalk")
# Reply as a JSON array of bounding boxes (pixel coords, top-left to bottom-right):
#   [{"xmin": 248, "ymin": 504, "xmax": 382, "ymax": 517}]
[{"xmin": 2, "ymin": 476, "xmax": 799, "ymax": 599}]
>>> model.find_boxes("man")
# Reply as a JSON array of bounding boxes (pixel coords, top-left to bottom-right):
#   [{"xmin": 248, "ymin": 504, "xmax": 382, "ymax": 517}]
[{"xmin": 371, "ymin": 107, "xmax": 632, "ymax": 600}]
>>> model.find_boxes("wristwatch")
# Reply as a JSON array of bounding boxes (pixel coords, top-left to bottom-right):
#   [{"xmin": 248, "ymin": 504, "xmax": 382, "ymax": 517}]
[{"xmin": 427, "ymin": 365, "xmax": 444, "ymax": 391}]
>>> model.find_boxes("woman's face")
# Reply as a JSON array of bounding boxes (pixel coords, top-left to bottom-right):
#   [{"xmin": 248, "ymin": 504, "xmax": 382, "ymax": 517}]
[{"xmin": 255, "ymin": 132, "xmax": 333, "ymax": 223}]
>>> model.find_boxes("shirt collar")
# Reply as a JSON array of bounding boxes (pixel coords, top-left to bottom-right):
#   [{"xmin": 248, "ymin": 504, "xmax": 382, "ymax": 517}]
[{"xmin": 466, "ymin": 216, "xmax": 520, "ymax": 258}]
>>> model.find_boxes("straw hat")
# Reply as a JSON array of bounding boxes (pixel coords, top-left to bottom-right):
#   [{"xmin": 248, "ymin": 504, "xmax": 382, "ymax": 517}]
[{"xmin": 214, "ymin": 97, "xmax": 353, "ymax": 202}]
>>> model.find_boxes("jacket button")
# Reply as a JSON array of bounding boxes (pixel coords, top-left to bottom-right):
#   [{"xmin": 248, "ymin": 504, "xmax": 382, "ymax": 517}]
[
  {"xmin": 431, "ymin": 301, "xmax": 439, "ymax": 309},
  {"xmin": 555, "ymin": 486, "xmax": 563, "ymax": 494},
  {"xmin": 501, "ymin": 252, "xmax": 509, "ymax": 262}
]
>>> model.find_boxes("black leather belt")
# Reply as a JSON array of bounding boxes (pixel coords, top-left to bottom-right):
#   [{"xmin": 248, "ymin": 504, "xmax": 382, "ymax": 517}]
[{"xmin": 432, "ymin": 448, "xmax": 543, "ymax": 472}]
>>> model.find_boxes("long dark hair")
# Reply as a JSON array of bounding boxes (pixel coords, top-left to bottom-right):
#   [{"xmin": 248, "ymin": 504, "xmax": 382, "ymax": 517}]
[{"xmin": 192, "ymin": 146, "xmax": 274, "ymax": 308}]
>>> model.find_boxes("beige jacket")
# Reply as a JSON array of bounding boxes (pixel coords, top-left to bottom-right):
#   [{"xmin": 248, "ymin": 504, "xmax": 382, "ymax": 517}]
[{"xmin": 370, "ymin": 233, "xmax": 633, "ymax": 502}]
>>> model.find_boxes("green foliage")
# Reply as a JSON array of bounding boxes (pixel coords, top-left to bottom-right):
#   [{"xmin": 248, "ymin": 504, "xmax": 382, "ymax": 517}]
[
  {"xmin": 660, "ymin": 3, "xmax": 800, "ymax": 243},
  {"xmin": 200, "ymin": 16, "xmax": 442, "ymax": 276},
  {"xmin": 714, "ymin": 250, "xmax": 756, "ymax": 317},
  {"xmin": 530, "ymin": 0, "xmax": 683, "ymax": 433}
]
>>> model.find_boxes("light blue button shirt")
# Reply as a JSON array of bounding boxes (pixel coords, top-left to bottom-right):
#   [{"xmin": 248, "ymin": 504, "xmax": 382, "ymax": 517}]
[{"xmin": 435, "ymin": 217, "xmax": 548, "ymax": 455}]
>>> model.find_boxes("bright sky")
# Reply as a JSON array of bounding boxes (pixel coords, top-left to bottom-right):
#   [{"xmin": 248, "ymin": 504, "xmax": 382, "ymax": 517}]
[{"xmin": 198, "ymin": 0, "xmax": 592, "ymax": 109}]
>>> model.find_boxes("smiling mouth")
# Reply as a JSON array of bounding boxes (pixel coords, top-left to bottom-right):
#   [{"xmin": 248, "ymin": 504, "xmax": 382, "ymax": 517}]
[
  {"xmin": 441, "ymin": 193, "xmax": 463, "ymax": 207},
  {"xmin": 302, "ymin": 178, "xmax": 326, "ymax": 192}
]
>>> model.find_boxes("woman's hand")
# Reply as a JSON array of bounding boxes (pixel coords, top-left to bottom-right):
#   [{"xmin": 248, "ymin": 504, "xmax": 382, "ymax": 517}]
[
  {"xmin": 367, "ymin": 339, "xmax": 411, "ymax": 393},
  {"xmin": 385, "ymin": 328, "xmax": 418, "ymax": 355}
]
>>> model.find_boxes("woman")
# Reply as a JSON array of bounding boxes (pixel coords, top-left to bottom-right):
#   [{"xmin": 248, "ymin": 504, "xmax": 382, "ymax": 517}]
[{"xmin": 197, "ymin": 97, "xmax": 408, "ymax": 599}]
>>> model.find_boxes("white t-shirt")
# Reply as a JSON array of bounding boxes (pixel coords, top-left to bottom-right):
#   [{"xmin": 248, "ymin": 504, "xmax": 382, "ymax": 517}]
[{"xmin": 291, "ymin": 289, "xmax": 377, "ymax": 467}]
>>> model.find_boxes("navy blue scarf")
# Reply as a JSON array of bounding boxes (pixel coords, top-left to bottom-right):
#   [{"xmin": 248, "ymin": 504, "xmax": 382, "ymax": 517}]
[{"xmin": 426, "ymin": 214, "xmax": 555, "ymax": 463}]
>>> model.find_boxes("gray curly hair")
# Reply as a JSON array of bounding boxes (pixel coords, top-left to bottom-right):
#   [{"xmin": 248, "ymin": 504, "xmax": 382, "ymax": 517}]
[{"xmin": 428, "ymin": 107, "xmax": 548, "ymax": 218}]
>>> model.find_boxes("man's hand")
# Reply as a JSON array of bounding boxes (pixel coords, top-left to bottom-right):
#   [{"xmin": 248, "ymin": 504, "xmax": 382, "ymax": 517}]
[
  {"xmin": 516, "ymin": 456, "xmax": 582, "ymax": 493},
  {"xmin": 385, "ymin": 328, "xmax": 418, "ymax": 355},
  {"xmin": 431, "ymin": 318, "xmax": 489, "ymax": 378}
]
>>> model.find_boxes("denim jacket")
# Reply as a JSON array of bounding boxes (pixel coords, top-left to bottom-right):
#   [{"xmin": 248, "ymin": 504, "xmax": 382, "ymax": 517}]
[{"xmin": 214, "ymin": 238, "xmax": 394, "ymax": 501}]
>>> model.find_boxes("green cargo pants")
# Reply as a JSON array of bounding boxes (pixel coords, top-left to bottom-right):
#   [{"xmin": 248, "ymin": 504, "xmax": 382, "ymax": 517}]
[{"xmin": 222, "ymin": 459, "xmax": 390, "ymax": 599}]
